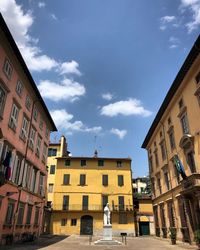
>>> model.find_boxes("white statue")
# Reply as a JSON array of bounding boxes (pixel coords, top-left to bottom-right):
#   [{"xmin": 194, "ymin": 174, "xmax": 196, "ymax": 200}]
[{"xmin": 104, "ymin": 203, "xmax": 111, "ymax": 225}]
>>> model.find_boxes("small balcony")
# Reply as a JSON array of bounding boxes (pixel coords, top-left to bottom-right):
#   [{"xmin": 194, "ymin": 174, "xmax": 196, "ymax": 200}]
[
  {"xmin": 181, "ymin": 173, "xmax": 200, "ymax": 194},
  {"xmin": 52, "ymin": 204, "xmax": 134, "ymax": 212}
]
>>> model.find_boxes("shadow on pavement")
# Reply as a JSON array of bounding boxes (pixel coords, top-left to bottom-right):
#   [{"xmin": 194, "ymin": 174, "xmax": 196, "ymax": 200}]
[{"xmin": 0, "ymin": 235, "xmax": 69, "ymax": 250}]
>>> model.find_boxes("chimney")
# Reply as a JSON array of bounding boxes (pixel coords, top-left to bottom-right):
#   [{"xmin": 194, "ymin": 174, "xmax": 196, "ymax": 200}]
[
  {"xmin": 94, "ymin": 149, "xmax": 98, "ymax": 158},
  {"xmin": 60, "ymin": 135, "xmax": 67, "ymax": 157}
]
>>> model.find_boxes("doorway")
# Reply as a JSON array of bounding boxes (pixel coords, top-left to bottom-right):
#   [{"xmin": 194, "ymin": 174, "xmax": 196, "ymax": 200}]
[{"xmin": 80, "ymin": 215, "xmax": 93, "ymax": 235}]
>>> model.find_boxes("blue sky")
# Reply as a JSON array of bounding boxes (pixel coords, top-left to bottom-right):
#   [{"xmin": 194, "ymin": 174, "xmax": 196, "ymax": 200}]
[{"xmin": 0, "ymin": 0, "xmax": 199, "ymax": 177}]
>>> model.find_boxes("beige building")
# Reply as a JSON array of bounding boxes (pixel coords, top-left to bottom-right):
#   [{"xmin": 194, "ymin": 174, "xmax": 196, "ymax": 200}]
[{"xmin": 142, "ymin": 35, "xmax": 200, "ymax": 243}]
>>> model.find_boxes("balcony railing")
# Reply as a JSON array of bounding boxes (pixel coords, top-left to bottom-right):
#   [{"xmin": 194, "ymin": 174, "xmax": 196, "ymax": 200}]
[
  {"xmin": 52, "ymin": 204, "xmax": 134, "ymax": 211},
  {"xmin": 181, "ymin": 173, "xmax": 200, "ymax": 190}
]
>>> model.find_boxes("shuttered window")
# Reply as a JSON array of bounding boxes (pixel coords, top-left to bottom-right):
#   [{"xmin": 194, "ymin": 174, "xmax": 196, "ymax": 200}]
[
  {"xmin": 63, "ymin": 174, "xmax": 70, "ymax": 185},
  {"xmin": 102, "ymin": 175, "xmax": 108, "ymax": 186},
  {"xmin": 63, "ymin": 195, "xmax": 69, "ymax": 210},
  {"xmin": 82, "ymin": 195, "xmax": 88, "ymax": 210},
  {"xmin": 80, "ymin": 174, "xmax": 86, "ymax": 186},
  {"xmin": 118, "ymin": 175, "xmax": 124, "ymax": 186}
]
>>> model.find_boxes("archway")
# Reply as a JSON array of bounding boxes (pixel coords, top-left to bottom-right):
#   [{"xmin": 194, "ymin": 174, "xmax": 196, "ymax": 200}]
[{"xmin": 80, "ymin": 215, "xmax": 93, "ymax": 235}]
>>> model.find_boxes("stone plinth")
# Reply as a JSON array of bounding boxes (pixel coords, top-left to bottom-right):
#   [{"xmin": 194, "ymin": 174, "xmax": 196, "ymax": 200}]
[{"xmin": 103, "ymin": 225, "xmax": 112, "ymax": 241}]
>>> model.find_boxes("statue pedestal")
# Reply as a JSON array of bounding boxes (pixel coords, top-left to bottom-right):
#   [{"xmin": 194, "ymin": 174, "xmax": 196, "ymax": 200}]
[{"xmin": 103, "ymin": 225, "xmax": 112, "ymax": 241}]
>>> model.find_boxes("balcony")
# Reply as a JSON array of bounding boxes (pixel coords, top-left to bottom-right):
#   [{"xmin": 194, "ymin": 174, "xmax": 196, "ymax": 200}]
[
  {"xmin": 181, "ymin": 173, "xmax": 200, "ymax": 195},
  {"xmin": 52, "ymin": 204, "xmax": 134, "ymax": 212}
]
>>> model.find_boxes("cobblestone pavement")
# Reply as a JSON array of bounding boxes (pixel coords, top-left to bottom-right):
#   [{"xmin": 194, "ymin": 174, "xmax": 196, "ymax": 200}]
[{"xmin": 1, "ymin": 235, "xmax": 198, "ymax": 250}]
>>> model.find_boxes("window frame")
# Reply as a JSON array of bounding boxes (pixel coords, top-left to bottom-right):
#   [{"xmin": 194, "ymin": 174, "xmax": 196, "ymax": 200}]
[
  {"xmin": 16, "ymin": 80, "xmax": 23, "ymax": 97},
  {"xmin": 3, "ymin": 58, "xmax": 13, "ymax": 79},
  {"xmin": 9, "ymin": 103, "xmax": 20, "ymax": 131}
]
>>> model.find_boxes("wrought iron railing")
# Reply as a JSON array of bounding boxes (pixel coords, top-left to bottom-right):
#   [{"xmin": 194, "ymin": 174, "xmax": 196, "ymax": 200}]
[{"xmin": 52, "ymin": 204, "xmax": 134, "ymax": 211}]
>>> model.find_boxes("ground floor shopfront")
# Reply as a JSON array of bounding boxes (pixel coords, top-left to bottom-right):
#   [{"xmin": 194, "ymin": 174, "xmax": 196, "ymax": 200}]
[
  {"xmin": 153, "ymin": 173, "xmax": 200, "ymax": 243},
  {"xmin": 50, "ymin": 210, "xmax": 135, "ymax": 236}
]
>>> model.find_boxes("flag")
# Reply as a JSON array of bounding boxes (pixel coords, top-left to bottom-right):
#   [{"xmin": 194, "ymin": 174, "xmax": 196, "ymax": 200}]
[{"xmin": 173, "ymin": 154, "xmax": 187, "ymax": 180}]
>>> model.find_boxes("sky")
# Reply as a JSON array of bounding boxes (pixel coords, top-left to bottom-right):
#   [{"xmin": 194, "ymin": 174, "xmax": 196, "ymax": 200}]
[{"xmin": 0, "ymin": 0, "xmax": 199, "ymax": 177}]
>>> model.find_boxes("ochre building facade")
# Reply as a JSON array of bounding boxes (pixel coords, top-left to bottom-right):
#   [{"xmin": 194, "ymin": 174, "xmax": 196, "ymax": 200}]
[
  {"xmin": 47, "ymin": 136, "xmax": 135, "ymax": 236},
  {"xmin": 142, "ymin": 35, "xmax": 200, "ymax": 243}
]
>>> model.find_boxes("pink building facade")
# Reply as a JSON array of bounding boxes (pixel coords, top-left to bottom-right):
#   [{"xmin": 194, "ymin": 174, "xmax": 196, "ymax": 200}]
[{"xmin": 0, "ymin": 14, "xmax": 57, "ymax": 245}]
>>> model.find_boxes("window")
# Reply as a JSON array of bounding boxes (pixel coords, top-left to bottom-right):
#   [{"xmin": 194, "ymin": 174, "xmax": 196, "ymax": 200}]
[
  {"xmin": 39, "ymin": 174, "xmax": 45, "ymax": 196},
  {"xmin": 29, "ymin": 127, "xmax": 36, "ymax": 150},
  {"xmin": 25, "ymin": 95, "xmax": 32, "ymax": 111},
  {"xmin": 195, "ymin": 71, "xmax": 200, "ymax": 84},
  {"xmin": 34, "ymin": 207, "xmax": 39, "ymax": 225},
  {"xmin": 167, "ymin": 201, "xmax": 175, "ymax": 227},
  {"xmin": 20, "ymin": 116, "xmax": 29, "ymax": 141},
  {"xmin": 98, "ymin": 160, "xmax": 104, "ymax": 166},
  {"xmin": 160, "ymin": 204, "xmax": 166, "ymax": 228},
  {"xmin": 3, "ymin": 58, "xmax": 12, "ymax": 79},
  {"xmin": 149, "ymin": 156, "xmax": 153, "ymax": 172},
  {"xmin": 39, "ymin": 119, "xmax": 43, "ymax": 130},
  {"xmin": 63, "ymin": 174, "xmax": 70, "ymax": 185},
  {"xmin": 0, "ymin": 84, "xmax": 7, "ymax": 117},
  {"xmin": 42, "ymin": 143, "xmax": 47, "ymax": 163},
  {"xmin": 16, "ymin": 80, "xmax": 23, "ymax": 96},
  {"xmin": 119, "ymin": 213, "xmax": 127, "ymax": 224},
  {"xmin": 118, "ymin": 196, "xmax": 124, "ymax": 211},
  {"xmin": 65, "ymin": 159, "xmax": 70, "ymax": 166},
  {"xmin": 154, "ymin": 151, "xmax": 159, "ymax": 167},
  {"xmin": 160, "ymin": 131, "xmax": 162, "ymax": 138},
  {"xmin": 9, "ymin": 103, "xmax": 19, "ymax": 131},
  {"xmin": 61, "ymin": 218, "xmax": 67, "ymax": 226},
  {"xmin": 26, "ymin": 205, "xmax": 32, "ymax": 225},
  {"xmin": 33, "ymin": 107, "xmax": 38, "ymax": 121},
  {"xmin": 102, "ymin": 195, "xmax": 108, "ymax": 209},
  {"xmin": 14, "ymin": 157, "xmax": 22, "ymax": 184},
  {"xmin": 118, "ymin": 175, "xmax": 124, "ymax": 187},
  {"xmin": 168, "ymin": 117, "xmax": 171, "ymax": 126},
  {"xmin": 117, "ymin": 161, "xmax": 122, "ymax": 167},
  {"xmin": 81, "ymin": 159, "xmax": 86, "ymax": 166},
  {"xmin": 50, "ymin": 165, "xmax": 55, "ymax": 174},
  {"xmin": 80, "ymin": 174, "xmax": 86, "ymax": 186},
  {"xmin": 48, "ymin": 148, "xmax": 57, "ymax": 157},
  {"xmin": 63, "ymin": 195, "xmax": 69, "ymax": 210},
  {"xmin": 180, "ymin": 113, "xmax": 189, "ymax": 134},
  {"xmin": 82, "ymin": 195, "xmax": 88, "ymax": 210},
  {"xmin": 30, "ymin": 168, "xmax": 37, "ymax": 192},
  {"xmin": 36, "ymin": 135, "xmax": 42, "ymax": 158},
  {"xmin": 160, "ymin": 141, "xmax": 166, "ymax": 161},
  {"xmin": 169, "ymin": 130, "xmax": 176, "ymax": 150},
  {"xmin": 17, "ymin": 202, "xmax": 25, "ymax": 225},
  {"xmin": 5, "ymin": 202, "xmax": 15, "ymax": 225},
  {"xmin": 102, "ymin": 175, "xmax": 108, "ymax": 186},
  {"xmin": 187, "ymin": 151, "xmax": 196, "ymax": 173},
  {"xmin": 157, "ymin": 177, "xmax": 162, "ymax": 194},
  {"xmin": 163, "ymin": 171, "xmax": 171, "ymax": 190},
  {"xmin": 48, "ymin": 183, "xmax": 54, "ymax": 193},
  {"xmin": 71, "ymin": 219, "xmax": 77, "ymax": 226}
]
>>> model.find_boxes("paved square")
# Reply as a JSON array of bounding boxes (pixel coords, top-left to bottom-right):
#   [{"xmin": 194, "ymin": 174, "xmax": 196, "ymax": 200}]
[{"xmin": 1, "ymin": 235, "xmax": 198, "ymax": 250}]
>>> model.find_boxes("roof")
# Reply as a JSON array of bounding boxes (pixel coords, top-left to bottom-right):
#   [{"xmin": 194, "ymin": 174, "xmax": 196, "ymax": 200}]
[
  {"xmin": 0, "ymin": 13, "xmax": 57, "ymax": 131},
  {"xmin": 56, "ymin": 156, "xmax": 132, "ymax": 161},
  {"xmin": 142, "ymin": 35, "xmax": 200, "ymax": 149}
]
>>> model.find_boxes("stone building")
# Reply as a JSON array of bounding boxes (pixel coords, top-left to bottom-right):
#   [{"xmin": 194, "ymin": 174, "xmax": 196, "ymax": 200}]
[
  {"xmin": 142, "ymin": 35, "xmax": 200, "ymax": 243},
  {"xmin": 0, "ymin": 14, "xmax": 57, "ymax": 245}
]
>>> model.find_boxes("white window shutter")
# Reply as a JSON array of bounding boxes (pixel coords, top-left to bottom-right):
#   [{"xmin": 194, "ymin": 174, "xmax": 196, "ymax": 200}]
[
  {"xmin": 34, "ymin": 171, "xmax": 40, "ymax": 193},
  {"xmin": 22, "ymin": 162, "xmax": 28, "ymax": 188},
  {"xmin": 11, "ymin": 154, "xmax": 18, "ymax": 182},
  {"xmin": 18, "ymin": 158, "xmax": 25, "ymax": 185}
]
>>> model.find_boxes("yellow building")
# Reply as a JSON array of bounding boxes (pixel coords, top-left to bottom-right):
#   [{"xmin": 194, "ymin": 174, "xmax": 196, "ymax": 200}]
[
  {"xmin": 47, "ymin": 136, "xmax": 135, "ymax": 236},
  {"xmin": 142, "ymin": 35, "xmax": 200, "ymax": 243}
]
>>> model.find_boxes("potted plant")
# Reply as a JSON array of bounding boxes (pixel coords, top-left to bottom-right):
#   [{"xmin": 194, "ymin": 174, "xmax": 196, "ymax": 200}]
[
  {"xmin": 194, "ymin": 230, "xmax": 200, "ymax": 250},
  {"xmin": 169, "ymin": 227, "xmax": 177, "ymax": 245}
]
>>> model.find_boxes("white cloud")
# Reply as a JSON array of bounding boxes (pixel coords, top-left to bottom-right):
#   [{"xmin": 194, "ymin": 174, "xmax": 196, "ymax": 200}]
[
  {"xmin": 169, "ymin": 36, "xmax": 180, "ymax": 49},
  {"xmin": 50, "ymin": 109, "xmax": 102, "ymax": 134},
  {"xmin": 37, "ymin": 78, "xmax": 86, "ymax": 102},
  {"xmin": 180, "ymin": 0, "xmax": 200, "ymax": 33},
  {"xmin": 160, "ymin": 15, "xmax": 177, "ymax": 30},
  {"xmin": 100, "ymin": 98, "xmax": 152, "ymax": 117},
  {"xmin": 51, "ymin": 13, "xmax": 57, "ymax": 20},
  {"xmin": 169, "ymin": 44, "xmax": 179, "ymax": 49},
  {"xmin": 102, "ymin": 93, "xmax": 113, "ymax": 101},
  {"xmin": 38, "ymin": 2, "xmax": 46, "ymax": 8},
  {"xmin": 0, "ymin": 0, "xmax": 59, "ymax": 72},
  {"xmin": 161, "ymin": 15, "xmax": 176, "ymax": 23},
  {"xmin": 110, "ymin": 128, "xmax": 127, "ymax": 139},
  {"xmin": 59, "ymin": 60, "xmax": 81, "ymax": 76}
]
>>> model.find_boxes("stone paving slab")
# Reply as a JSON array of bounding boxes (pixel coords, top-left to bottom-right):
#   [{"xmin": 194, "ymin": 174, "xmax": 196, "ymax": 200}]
[{"xmin": 0, "ymin": 235, "xmax": 198, "ymax": 250}]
